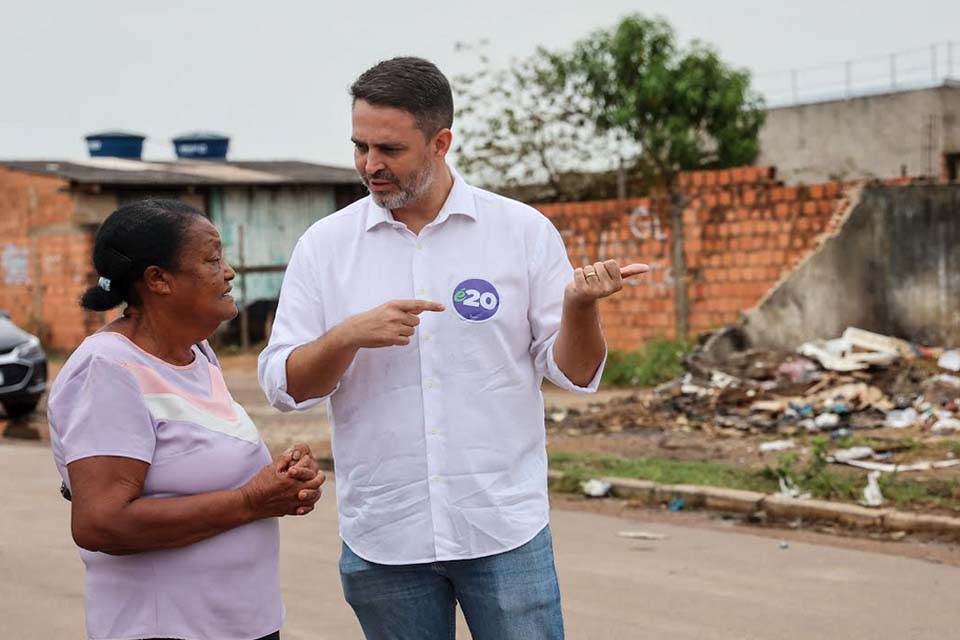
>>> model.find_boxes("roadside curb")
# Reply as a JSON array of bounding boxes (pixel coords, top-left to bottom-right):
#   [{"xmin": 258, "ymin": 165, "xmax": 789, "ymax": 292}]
[{"xmin": 546, "ymin": 470, "xmax": 960, "ymax": 540}]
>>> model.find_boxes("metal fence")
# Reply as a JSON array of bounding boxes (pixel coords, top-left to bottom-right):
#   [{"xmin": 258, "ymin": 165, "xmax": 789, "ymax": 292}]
[{"xmin": 755, "ymin": 40, "xmax": 959, "ymax": 107}]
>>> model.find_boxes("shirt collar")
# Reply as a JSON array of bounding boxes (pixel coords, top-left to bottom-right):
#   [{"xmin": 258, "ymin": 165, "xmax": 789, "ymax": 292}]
[{"xmin": 364, "ymin": 165, "xmax": 477, "ymax": 232}]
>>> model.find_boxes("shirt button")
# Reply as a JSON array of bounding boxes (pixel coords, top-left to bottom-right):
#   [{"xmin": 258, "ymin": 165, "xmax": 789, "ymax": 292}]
[
  {"xmin": 417, "ymin": 288, "xmax": 427, "ymax": 295},
  {"xmin": 423, "ymin": 334, "xmax": 431, "ymax": 342},
  {"xmin": 430, "ymin": 429, "xmax": 439, "ymax": 435},
  {"xmin": 415, "ymin": 242, "xmax": 423, "ymax": 250},
  {"xmin": 425, "ymin": 380, "xmax": 434, "ymax": 389}
]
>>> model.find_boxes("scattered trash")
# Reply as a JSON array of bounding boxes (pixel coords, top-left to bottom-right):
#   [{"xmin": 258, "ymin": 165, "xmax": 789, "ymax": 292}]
[
  {"xmin": 617, "ymin": 531, "xmax": 667, "ymax": 540},
  {"xmin": 861, "ymin": 471, "xmax": 884, "ymax": 507},
  {"xmin": 668, "ymin": 497, "xmax": 686, "ymax": 511},
  {"xmin": 759, "ymin": 439, "xmax": 795, "ymax": 453},
  {"xmin": 777, "ymin": 358, "xmax": 820, "ymax": 383},
  {"xmin": 798, "ymin": 341, "xmax": 868, "ymax": 372},
  {"xmin": 832, "ymin": 447, "xmax": 876, "ymax": 463},
  {"xmin": 838, "ymin": 459, "xmax": 960, "ymax": 473},
  {"xmin": 814, "ymin": 413, "xmax": 840, "ymax": 429},
  {"xmin": 547, "ymin": 326, "xmax": 960, "ymax": 479},
  {"xmin": 778, "ymin": 540, "xmax": 790, "ymax": 550},
  {"xmin": 884, "ymin": 408, "xmax": 918, "ymax": 429},
  {"xmin": 778, "ymin": 476, "xmax": 810, "ymax": 499},
  {"xmin": 931, "ymin": 417, "xmax": 960, "ymax": 433},
  {"xmin": 581, "ymin": 479, "xmax": 612, "ymax": 498},
  {"xmin": 938, "ymin": 349, "xmax": 960, "ymax": 372}
]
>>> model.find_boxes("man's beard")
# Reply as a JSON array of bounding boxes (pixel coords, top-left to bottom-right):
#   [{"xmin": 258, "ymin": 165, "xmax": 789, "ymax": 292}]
[{"xmin": 363, "ymin": 161, "xmax": 435, "ymax": 210}]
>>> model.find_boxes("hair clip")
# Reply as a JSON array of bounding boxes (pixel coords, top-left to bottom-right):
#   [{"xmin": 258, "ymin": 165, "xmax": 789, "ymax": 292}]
[{"xmin": 98, "ymin": 277, "xmax": 111, "ymax": 292}]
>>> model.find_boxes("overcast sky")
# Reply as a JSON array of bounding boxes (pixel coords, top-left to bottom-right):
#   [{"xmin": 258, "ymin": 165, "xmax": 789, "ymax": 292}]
[{"xmin": 2, "ymin": 0, "xmax": 958, "ymax": 166}]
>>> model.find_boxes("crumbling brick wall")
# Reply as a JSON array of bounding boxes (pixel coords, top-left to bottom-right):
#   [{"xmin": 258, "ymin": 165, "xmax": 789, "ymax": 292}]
[
  {"xmin": 536, "ymin": 167, "xmax": 852, "ymax": 351},
  {"xmin": 0, "ymin": 167, "xmax": 99, "ymax": 350}
]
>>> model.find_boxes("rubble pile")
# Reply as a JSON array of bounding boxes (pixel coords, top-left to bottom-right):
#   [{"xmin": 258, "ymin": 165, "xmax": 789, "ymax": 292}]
[{"xmin": 548, "ymin": 328, "xmax": 960, "ymax": 446}]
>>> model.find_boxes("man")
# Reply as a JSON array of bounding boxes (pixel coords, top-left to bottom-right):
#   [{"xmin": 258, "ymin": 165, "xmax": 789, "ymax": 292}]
[{"xmin": 259, "ymin": 57, "xmax": 647, "ymax": 639}]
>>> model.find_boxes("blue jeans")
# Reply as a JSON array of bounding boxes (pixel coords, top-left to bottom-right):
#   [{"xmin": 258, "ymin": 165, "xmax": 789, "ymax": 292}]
[{"xmin": 340, "ymin": 526, "xmax": 564, "ymax": 640}]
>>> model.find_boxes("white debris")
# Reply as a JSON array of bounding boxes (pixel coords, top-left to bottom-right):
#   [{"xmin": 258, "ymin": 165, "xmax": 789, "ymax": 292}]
[
  {"xmin": 931, "ymin": 417, "xmax": 960, "ymax": 433},
  {"xmin": 617, "ymin": 531, "xmax": 667, "ymax": 540},
  {"xmin": 832, "ymin": 447, "xmax": 876, "ymax": 463},
  {"xmin": 580, "ymin": 479, "xmax": 612, "ymax": 498},
  {"xmin": 862, "ymin": 471, "xmax": 885, "ymax": 507},
  {"xmin": 938, "ymin": 349, "xmax": 960, "ymax": 372},
  {"xmin": 814, "ymin": 413, "xmax": 840, "ymax": 429},
  {"xmin": 884, "ymin": 408, "xmax": 919, "ymax": 429},
  {"xmin": 759, "ymin": 439, "xmax": 796, "ymax": 453}
]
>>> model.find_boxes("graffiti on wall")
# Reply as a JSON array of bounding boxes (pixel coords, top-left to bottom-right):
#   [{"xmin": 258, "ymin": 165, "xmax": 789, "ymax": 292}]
[{"xmin": 558, "ymin": 204, "xmax": 674, "ymax": 291}]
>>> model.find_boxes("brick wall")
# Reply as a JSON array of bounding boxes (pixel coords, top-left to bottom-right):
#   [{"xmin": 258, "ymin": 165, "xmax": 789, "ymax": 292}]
[
  {"xmin": 536, "ymin": 167, "xmax": 853, "ymax": 350},
  {"xmin": 0, "ymin": 167, "xmax": 99, "ymax": 350}
]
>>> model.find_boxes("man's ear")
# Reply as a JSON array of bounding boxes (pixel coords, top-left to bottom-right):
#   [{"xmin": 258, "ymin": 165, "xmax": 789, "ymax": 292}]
[
  {"xmin": 432, "ymin": 128, "xmax": 453, "ymax": 158},
  {"xmin": 142, "ymin": 265, "xmax": 173, "ymax": 296}
]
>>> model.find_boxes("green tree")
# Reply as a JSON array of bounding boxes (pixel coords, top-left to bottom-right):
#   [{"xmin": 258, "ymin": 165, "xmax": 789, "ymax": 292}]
[
  {"xmin": 452, "ymin": 42, "xmax": 638, "ymax": 202},
  {"xmin": 558, "ymin": 14, "xmax": 765, "ymax": 336}
]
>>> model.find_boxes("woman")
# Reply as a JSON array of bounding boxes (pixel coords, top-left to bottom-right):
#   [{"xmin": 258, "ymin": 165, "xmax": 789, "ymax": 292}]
[{"xmin": 48, "ymin": 199, "xmax": 324, "ymax": 640}]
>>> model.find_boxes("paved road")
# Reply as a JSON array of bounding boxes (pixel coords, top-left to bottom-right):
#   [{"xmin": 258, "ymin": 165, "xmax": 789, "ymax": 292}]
[{"xmin": 2, "ymin": 442, "xmax": 959, "ymax": 639}]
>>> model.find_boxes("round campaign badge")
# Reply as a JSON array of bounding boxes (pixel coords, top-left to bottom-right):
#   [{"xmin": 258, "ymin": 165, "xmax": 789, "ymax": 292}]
[{"xmin": 452, "ymin": 279, "xmax": 500, "ymax": 322}]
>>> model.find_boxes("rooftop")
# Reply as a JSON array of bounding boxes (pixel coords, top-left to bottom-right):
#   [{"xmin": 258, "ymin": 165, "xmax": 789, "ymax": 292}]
[{"xmin": 0, "ymin": 158, "xmax": 359, "ymax": 186}]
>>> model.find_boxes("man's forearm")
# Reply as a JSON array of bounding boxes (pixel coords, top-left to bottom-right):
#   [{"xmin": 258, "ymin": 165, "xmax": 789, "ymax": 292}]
[
  {"xmin": 553, "ymin": 298, "xmax": 606, "ymax": 387},
  {"xmin": 285, "ymin": 324, "xmax": 359, "ymax": 403}
]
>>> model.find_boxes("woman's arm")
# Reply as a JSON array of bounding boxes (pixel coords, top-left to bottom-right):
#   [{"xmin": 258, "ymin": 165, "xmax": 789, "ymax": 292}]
[{"xmin": 68, "ymin": 449, "xmax": 324, "ymax": 555}]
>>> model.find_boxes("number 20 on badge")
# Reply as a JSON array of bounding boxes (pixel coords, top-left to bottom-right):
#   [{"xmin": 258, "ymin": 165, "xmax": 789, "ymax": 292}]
[{"xmin": 452, "ymin": 279, "xmax": 500, "ymax": 322}]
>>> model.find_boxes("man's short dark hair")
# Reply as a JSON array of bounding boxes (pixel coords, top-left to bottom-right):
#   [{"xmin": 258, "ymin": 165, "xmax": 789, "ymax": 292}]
[{"xmin": 350, "ymin": 57, "xmax": 454, "ymax": 136}]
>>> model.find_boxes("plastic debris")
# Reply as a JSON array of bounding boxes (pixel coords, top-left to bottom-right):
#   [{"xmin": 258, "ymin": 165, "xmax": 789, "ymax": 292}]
[
  {"xmin": 832, "ymin": 446, "xmax": 876, "ymax": 463},
  {"xmin": 580, "ymin": 479, "xmax": 612, "ymax": 498},
  {"xmin": 839, "ymin": 459, "xmax": 960, "ymax": 473},
  {"xmin": 777, "ymin": 358, "xmax": 820, "ymax": 383},
  {"xmin": 778, "ymin": 476, "xmax": 810, "ymax": 499},
  {"xmin": 617, "ymin": 531, "xmax": 667, "ymax": 540},
  {"xmin": 759, "ymin": 439, "xmax": 795, "ymax": 453},
  {"xmin": 798, "ymin": 342, "xmax": 868, "ymax": 372},
  {"xmin": 861, "ymin": 471, "xmax": 884, "ymax": 507},
  {"xmin": 668, "ymin": 497, "xmax": 686, "ymax": 511},
  {"xmin": 931, "ymin": 417, "xmax": 960, "ymax": 433},
  {"xmin": 938, "ymin": 349, "xmax": 960, "ymax": 372},
  {"xmin": 779, "ymin": 541, "xmax": 790, "ymax": 550},
  {"xmin": 814, "ymin": 413, "xmax": 840, "ymax": 429},
  {"xmin": 884, "ymin": 408, "xmax": 918, "ymax": 429}
]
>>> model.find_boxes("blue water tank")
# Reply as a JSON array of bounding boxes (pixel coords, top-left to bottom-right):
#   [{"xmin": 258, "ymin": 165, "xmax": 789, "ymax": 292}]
[
  {"xmin": 85, "ymin": 131, "xmax": 146, "ymax": 159},
  {"xmin": 173, "ymin": 132, "xmax": 230, "ymax": 160}
]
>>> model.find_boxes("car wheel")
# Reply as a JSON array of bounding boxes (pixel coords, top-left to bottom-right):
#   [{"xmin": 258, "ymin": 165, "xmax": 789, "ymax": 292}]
[{"xmin": 2, "ymin": 397, "xmax": 40, "ymax": 419}]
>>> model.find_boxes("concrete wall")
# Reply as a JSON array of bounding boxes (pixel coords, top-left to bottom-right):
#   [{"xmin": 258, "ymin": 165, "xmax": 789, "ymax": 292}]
[
  {"xmin": 759, "ymin": 83, "xmax": 960, "ymax": 184},
  {"xmin": 742, "ymin": 184, "xmax": 960, "ymax": 349}
]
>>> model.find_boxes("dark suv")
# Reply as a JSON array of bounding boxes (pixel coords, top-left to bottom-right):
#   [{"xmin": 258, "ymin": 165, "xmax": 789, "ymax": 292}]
[{"xmin": 0, "ymin": 312, "xmax": 48, "ymax": 418}]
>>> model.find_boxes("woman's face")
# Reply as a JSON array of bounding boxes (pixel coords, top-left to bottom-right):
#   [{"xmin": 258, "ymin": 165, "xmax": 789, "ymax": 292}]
[{"xmin": 166, "ymin": 217, "xmax": 238, "ymax": 326}]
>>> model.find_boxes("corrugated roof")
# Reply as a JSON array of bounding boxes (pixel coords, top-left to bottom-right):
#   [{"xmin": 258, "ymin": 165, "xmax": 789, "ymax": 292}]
[{"xmin": 0, "ymin": 158, "xmax": 360, "ymax": 186}]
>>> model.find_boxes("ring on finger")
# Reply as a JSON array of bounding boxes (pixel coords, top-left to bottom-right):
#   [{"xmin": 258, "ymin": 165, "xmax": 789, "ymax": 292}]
[{"xmin": 585, "ymin": 271, "xmax": 599, "ymax": 279}]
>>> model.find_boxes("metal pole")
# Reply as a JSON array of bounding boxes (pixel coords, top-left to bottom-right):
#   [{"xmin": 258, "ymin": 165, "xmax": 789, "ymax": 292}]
[
  {"xmin": 890, "ymin": 53, "xmax": 896, "ymax": 89},
  {"xmin": 844, "ymin": 60, "xmax": 852, "ymax": 99},
  {"xmin": 790, "ymin": 69, "xmax": 799, "ymax": 103},
  {"xmin": 949, "ymin": 41, "xmax": 955, "ymax": 79},
  {"xmin": 617, "ymin": 157, "xmax": 626, "ymax": 200},
  {"xmin": 238, "ymin": 224, "xmax": 250, "ymax": 352}
]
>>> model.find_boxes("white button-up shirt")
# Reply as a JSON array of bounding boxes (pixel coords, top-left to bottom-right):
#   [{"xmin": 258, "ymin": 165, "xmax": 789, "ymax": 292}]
[{"xmin": 258, "ymin": 167, "xmax": 603, "ymax": 564}]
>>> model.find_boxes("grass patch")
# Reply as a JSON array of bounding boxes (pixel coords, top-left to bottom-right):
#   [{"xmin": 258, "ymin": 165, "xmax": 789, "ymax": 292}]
[
  {"xmin": 601, "ymin": 338, "xmax": 691, "ymax": 388},
  {"xmin": 549, "ymin": 451, "xmax": 778, "ymax": 494},
  {"xmin": 550, "ymin": 450, "xmax": 960, "ymax": 512}
]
